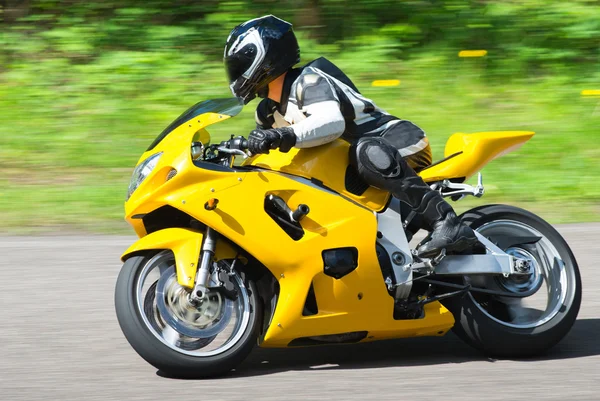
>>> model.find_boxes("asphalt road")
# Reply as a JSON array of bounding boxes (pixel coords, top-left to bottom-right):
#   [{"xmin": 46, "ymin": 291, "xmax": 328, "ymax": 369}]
[{"xmin": 1, "ymin": 224, "xmax": 599, "ymax": 401}]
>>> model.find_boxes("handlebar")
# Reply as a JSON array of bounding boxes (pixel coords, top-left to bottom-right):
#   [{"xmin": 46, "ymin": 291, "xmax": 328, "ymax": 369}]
[
  {"xmin": 226, "ymin": 136, "xmax": 248, "ymax": 151},
  {"xmin": 204, "ymin": 136, "xmax": 250, "ymax": 163}
]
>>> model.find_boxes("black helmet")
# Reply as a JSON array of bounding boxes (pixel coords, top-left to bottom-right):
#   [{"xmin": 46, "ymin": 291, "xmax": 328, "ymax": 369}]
[{"xmin": 224, "ymin": 15, "xmax": 300, "ymax": 104}]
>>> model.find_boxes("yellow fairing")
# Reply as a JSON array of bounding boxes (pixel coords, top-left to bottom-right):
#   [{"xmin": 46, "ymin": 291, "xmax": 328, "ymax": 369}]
[
  {"xmin": 243, "ymin": 140, "xmax": 391, "ymax": 212},
  {"xmin": 420, "ymin": 131, "xmax": 535, "ymax": 182},
  {"xmin": 132, "ymin": 169, "xmax": 454, "ymax": 346},
  {"xmin": 133, "ymin": 110, "xmax": 230, "ymax": 178},
  {"xmin": 124, "ymin": 102, "xmax": 454, "ymax": 348},
  {"xmin": 124, "ymin": 110, "xmax": 242, "ymax": 238},
  {"xmin": 120, "ymin": 227, "xmax": 237, "ymax": 288}
]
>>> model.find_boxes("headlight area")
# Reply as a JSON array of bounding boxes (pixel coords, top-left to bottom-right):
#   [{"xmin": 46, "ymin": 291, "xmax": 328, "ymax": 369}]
[{"xmin": 126, "ymin": 152, "xmax": 163, "ymax": 200}]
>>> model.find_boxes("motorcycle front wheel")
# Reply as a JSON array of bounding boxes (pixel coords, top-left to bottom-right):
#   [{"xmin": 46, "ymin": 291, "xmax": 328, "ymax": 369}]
[
  {"xmin": 442, "ymin": 204, "xmax": 582, "ymax": 357},
  {"xmin": 115, "ymin": 251, "xmax": 262, "ymax": 378}
]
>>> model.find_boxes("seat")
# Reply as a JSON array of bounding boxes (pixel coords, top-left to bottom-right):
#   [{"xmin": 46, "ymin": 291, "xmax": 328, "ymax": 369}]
[{"xmin": 419, "ymin": 131, "xmax": 535, "ymax": 183}]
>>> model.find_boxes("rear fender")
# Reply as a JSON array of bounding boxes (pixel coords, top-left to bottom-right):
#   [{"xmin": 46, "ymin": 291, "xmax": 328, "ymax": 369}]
[{"xmin": 121, "ymin": 227, "xmax": 238, "ymax": 288}]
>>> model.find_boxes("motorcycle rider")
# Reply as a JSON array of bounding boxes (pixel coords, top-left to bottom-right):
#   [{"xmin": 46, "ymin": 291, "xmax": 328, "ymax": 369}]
[{"xmin": 223, "ymin": 15, "xmax": 477, "ymax": 258}]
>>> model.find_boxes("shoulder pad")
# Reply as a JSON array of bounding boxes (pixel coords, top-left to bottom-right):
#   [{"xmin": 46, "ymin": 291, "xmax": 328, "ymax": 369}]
[{"xmin": 294, "ymin": 71, "xmax": 338, "ymax": 108}]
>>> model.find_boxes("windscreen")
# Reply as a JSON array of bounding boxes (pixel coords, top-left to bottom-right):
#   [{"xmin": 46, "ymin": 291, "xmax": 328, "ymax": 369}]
[{"xmin": 147, "ymin": 98, "xmax": 243, "ymax": 151}]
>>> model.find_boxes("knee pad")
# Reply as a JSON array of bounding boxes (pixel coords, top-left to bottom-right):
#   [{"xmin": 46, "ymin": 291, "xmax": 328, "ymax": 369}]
[{"xmin": 350, "ymin": 137, "xmax": 404, "ymax": 179}]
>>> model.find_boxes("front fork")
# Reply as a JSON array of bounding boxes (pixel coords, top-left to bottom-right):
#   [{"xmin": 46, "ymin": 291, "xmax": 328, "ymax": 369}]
[{"xmin": 190, "ymin": 227, "xmax": 218, "ymax": 302}]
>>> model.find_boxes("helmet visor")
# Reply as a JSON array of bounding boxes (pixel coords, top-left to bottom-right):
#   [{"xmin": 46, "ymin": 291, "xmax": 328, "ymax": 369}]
[{"xmin": 224, "ymin": 44, "xmax": 257, "ymax": 84}]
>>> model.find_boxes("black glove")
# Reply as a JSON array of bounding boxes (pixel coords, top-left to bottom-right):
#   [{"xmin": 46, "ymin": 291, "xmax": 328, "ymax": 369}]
[{"xmin": 247, "ymin": 127, "xmax": 297, "ymax": 155}]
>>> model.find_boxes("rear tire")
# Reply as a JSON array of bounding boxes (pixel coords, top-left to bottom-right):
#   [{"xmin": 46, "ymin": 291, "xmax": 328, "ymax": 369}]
[
  {"xmin": 441, "ymin": 204, "xmax": 582, "ymax": 357},
  {"xmin": 115, "ymin": 253, "xmax": 263, "ymax": 378}
]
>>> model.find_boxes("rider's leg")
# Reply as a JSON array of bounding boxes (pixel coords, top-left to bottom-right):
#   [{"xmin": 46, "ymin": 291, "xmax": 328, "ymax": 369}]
[{"xmin": 348, "ymin": 135, "xmax": 477, "ymax": 258}]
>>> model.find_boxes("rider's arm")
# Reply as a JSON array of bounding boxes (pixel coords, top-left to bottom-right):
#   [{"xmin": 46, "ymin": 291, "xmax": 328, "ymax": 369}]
[
  {"xmin": 289, "ymin": 101, "xmax": 345, "ymax": 148},
  {"xmin": 287, "ymin": 72, "xmax": 346, "ymax": 148}
]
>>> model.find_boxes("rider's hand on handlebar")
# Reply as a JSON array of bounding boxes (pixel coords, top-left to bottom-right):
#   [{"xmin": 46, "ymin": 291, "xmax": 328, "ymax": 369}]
[
  {"xmin": 247, "ymin": 127, "xmax": 296, "ymax": 155},
  {"xmin": 247, "ymin": 129, "xmax": 280, "ymax": 154}
]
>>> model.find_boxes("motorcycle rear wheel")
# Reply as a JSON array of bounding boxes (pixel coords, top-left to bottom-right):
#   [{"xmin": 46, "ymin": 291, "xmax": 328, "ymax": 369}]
[
  {"xmin": 115, "ymin": 251, "xmax": 262, "ymax": 378},
  {"xmin": 442, "ymin": 204, "xmax": 582, "ymax": 357}
]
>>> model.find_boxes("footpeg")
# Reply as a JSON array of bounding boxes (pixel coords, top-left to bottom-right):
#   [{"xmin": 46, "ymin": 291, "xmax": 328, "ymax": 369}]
[
  {"xmin": 409, "ymin": 248, "xmax": 446, "ymax": 272},
  {"xmin": 430, "ymin": 249, "xmax": 447, "ymax": 266}
]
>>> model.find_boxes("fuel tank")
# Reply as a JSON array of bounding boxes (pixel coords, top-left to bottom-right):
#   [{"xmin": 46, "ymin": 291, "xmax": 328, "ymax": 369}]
[{"xmin": 243, "ymin": 140, "xmax": 391, "ymax": 212}]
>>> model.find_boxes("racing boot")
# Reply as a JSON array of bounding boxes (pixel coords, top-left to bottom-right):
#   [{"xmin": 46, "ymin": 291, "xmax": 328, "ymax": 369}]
[
  {"xmin": 349, "ymin": 136, "xmax": 478, "ymax": 258},
  {"xmin": 393, "ymin": 174, "xmax": 478, "ymax": 258},
  {"xmin": 416, "ymin": 210, "xmax": 479, "ymax": 258}
]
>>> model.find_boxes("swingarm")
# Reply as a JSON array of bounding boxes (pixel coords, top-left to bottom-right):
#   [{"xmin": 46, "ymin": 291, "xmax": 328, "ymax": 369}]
[
  {"xmin": 390, "ymin": 229, "xmax": 542, "ymax": 312},
  {"xmin": 408, "ymin": 231, "xmax": 535, "ymax": 278}
]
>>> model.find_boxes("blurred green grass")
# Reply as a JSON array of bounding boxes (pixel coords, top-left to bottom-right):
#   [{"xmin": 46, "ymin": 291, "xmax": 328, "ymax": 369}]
[{"xmin": 1, "ymin": 35, "xmax": 599, "ymax": 233}]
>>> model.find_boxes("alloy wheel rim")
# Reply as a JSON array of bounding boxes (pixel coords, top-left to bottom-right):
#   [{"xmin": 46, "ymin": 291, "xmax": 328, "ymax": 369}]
[
  {"xmin": 467, "ymin": 219, "xmax": 571, "ymax": 329},
  {"xmin": 135, "ymin": 251, "xmax": 251, "ymax": 356}
]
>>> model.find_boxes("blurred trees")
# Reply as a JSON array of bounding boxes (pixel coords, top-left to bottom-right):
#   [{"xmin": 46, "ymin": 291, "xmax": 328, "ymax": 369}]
[
  {"xmin": 2, "ymin": 1, "xmax": 599, "ymax": 227},
  {"xmin": 1, "ymin": 0, "xmax": 599, "ymax": 76}
]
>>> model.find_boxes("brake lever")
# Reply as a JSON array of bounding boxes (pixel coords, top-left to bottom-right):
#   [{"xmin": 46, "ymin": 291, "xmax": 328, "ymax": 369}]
[{"xmin": 216, "ymin": 147, "xmax": 250, "ymax": 159}]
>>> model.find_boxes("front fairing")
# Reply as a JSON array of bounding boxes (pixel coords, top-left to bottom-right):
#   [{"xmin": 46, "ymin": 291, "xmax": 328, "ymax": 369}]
[
  {"xmin": 124, "ymin": 98, "xmax": 244, "ymax": 236},
  {"xmin": 145, "ymin": 98, "xmax": 242, "ymax": 154}
]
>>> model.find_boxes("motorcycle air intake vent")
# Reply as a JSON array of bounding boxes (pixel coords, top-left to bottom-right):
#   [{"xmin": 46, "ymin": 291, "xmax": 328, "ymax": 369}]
[
  {"xmin": 166, "ymin": 168, "xmax": 177, "ymax": 182},
  {"xmin": 322, "ymin": 247, "xmax": 359, "ymax": 279}
]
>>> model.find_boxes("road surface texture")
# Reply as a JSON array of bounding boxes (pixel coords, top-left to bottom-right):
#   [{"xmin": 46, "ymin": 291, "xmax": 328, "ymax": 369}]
[{"xmin": 1, "ymin": 224, "xmax": 598, "ymax": 401}]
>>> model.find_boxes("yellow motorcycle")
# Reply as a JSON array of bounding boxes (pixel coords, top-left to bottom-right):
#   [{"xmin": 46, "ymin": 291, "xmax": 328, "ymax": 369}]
[{"xmin": 115, "ymin": 98, "xmax": 581, "ymax": 378}]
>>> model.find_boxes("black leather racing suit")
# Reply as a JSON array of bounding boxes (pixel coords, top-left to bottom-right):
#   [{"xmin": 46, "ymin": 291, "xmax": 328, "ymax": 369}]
[
  {"xmin": 255, "ymin": 58, "xmax": 433, "ymax": 171},
  {"xmin": 254, "ymin": 57, "xmax": 454, "ymax": 233}
]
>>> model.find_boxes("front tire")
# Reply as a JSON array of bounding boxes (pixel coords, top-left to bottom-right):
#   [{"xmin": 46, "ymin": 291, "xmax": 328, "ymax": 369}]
[
  {"xmin": 115, "ymin": 252, "xmax": 262, "ymax": 378},
  {"xmin": 442, "ymin": 204, "xmax": 582, "ymax": 357}
]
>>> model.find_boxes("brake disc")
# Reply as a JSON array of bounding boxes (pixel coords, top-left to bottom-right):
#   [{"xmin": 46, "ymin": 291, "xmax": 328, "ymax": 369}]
[{"xmin": 155, "ymin": 267, "xmax": 233, "ymax": 338}]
